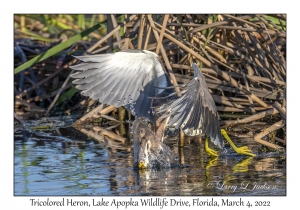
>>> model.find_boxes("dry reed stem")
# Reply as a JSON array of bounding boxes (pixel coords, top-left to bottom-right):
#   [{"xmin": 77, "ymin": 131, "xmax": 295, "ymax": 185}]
[
  {"xmin": 179, "ymin": 129, "xmax": 185, "ymax": 147},
  {"xmin": 220, "ymin": 120, "xmax": 236, "ymax": 126},
  {"xmin": 14, "ymin": 112, "xmax": 26, "ymax": 127},
  {"xmin": 211, "ymin": 37, "xmax": 286, "ymax": 85},
  {"xmin": 212, "ymin": 95, "xmax": 249, "ymax": 102},
  {"xmin": 215, "ymin": 26, "xmax": 285, "ymax": 37},
  {"xmin": 254, "ymin": 120, "xmax": 285, "ymax": 149},
  {"xmin": 242, "ymin": 73, "xmax": 255, "ymax": 113},
  {"xmin": 106, "ymin": 124, "xmax": 120, "ymax": 130},
  {"xmin": 80, "ymin": 128, "xmax": 105, "ymax": 143},
  {"xmin": 151, "ymin": 25, "xmax": 269, "ymax": 108},
  {"xmin": 226, "ymin": 130, "xmax": 253, "ymax": 138},
  {"xmin": 223, "ymin": 14, "xmax": 260, "ymax": 28},
  {"xmin": 143, "ymin": 23, "xmax": 152, "ymax": 50},
  {"xmin": 106, "ymin": 15, "xmax": 113, "ymax": 52},
  {"xmin": 192, "ymin": 36, "xmax": 227, "ymax": 63},
  {"xmin": 212, "ymin": 95, "xmax": 245, "ymax": 108},
  {"xmin": 46, "ymin": 69, "xmax": 74, "ymax": 115},
  {"xmin": 26, "ymin": 83, "xmax": 72, "ymax": 103},
  {"xmin": 274, "ymin": 137, "xmax": 286, "ymax": 145},
  {"xmin": 222, "ymin": 108, "xmax": 279, "ymax": 128},
  {"xmin": 92, "ymin": 38, "xmax": 127, "ymax": 54},
  {"xmin": 205, "ymin": 39, "xmax": 285, "ymax": 84},
  {"xmin": 272, "ymin": 101, "xmax": 286, "ymax": 119},
  {"xmin": 88, "ymin": 14, "xmax": 137, "ymax": 53},
  {"xmin": 28, "ymin": 83, "xmax": 73, "ymax": 103},
  {"xmin": 171, "ymin": 64, "xmax": 216, "ymax": 74},
  {"xmin": 75, "ymin": 104, "xmax": 103, "ymax": 122},
  {"xmin": 110, "ymin": 14, "xmax": 121, "ymax": 49},
  {"xmin": 174, "ymin": 73, "xmax": 283, "ymax": 101},
  {"xmin": 15, "ymin": 15, "xmax": 286, "ymax": 147},
  {"xmin": 155, "ymin": 14, "xmax": 169, "ymax": 55},
  {"xmin": 190, "ymin": 21, "xmax": 229, "ymax": 34},
  {"xmin": 100, "ymin": 105, "xmax": 117, "ymax": 115},
  {"xmin": 92, "ymin": 113, "xmax": 120, "ymax": 123},
  {"xmin": 147, "ymin": 15, "xmax": 181, "ymax": 95},
  {"xmin": 93, "ymin": 126, "xmax": 126, "ymax": 143},
  {"xmin": 216, "ymin": 106, "xmax": 253, "ymax": 113},
  {"xmin": 73, "ymin": 104, "xmax": 117, "ymax": 125},
  {"xmin": 16, "ymin": 59, "xmax": 78, "ymax": 98},
  {"xmin": 127, "ymin": 38, "xmax": 135, "ymax": 49},
  {"xmin": 15, "ymin": 98, "xmax": 45, "ymax": 112},
  {"xmin": 91, "ymin": 45, "xmax": 110, "ymax": 54},
  {"xmin": 137, "ymin": 15, "xmax": 145, "ymax": 50}
]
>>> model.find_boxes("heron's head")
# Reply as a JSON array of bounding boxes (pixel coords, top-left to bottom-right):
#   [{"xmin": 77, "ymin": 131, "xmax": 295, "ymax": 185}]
[
  {"xmin": 132, "ymin": 118, "xmax": 152, "ymax": 169},
  {"xmin": 132, "ymin": 118, "xmax": 178, "ymax": 169}
]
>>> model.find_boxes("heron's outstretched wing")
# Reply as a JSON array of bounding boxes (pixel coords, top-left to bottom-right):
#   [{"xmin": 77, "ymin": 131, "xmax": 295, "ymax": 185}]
[
  {"xmin": 158, "ymin": 63, "xmax": 223, "ymax": 148},
  {"xmin": 70, "ymin": 50, "xmax": 168, "ymax": 122}
]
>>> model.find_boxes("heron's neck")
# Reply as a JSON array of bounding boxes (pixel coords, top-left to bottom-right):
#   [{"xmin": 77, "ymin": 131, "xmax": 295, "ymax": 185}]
[
  {"xmin": 151, "ymin": 90, "xmax": 174, "ymax": 141},
  {"xmin": 154, "ymin": 113, "xmax": 169, "ymax": 141}
]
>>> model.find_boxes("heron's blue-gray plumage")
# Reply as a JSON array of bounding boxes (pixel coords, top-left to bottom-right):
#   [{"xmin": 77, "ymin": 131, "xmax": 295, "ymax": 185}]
[
  {"xmin": 70, "ymin": 50, "xmax": 223, "ymax": 148},
  {"xmin": 157, "ymin": 63, "xmax": 223, "ymax": 148}
]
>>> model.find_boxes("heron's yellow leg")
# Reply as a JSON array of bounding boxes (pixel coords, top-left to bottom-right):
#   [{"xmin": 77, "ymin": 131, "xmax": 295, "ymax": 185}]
[
  {"xmin": 221, "ymin": 129, "xmax": 256, "ymax": 157},
  {"xmin": 204, "ymin": 134, "xmax": 218, "ymax": 157}
]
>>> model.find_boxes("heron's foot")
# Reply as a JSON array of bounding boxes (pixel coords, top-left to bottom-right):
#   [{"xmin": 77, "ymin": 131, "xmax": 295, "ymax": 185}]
[
  {"xmin": 234, "ymin": 146, "xmax": 256, "ymax": 157},
  {"xmin": 221, "ymin": 129, "xmax": 256, "ymax": 157},
  {"xmin": 205, "ymin": 147, "xmax": 219, "ymax": 157},
  {"xmin": 204, "ymin": 135, "xmax": 219, "ymax": 157}
]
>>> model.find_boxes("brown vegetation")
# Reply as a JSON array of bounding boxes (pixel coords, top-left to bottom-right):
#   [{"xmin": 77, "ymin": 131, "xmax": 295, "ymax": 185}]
[{"xmin": 14, "ymin": 14, "xmax": 286, "ymax": 149}]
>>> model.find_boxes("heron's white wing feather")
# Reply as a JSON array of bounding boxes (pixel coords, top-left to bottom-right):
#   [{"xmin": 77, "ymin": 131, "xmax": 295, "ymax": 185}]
[{"xmin": 70, "ymin": 50, "xmax": 168, "ymax": 122}]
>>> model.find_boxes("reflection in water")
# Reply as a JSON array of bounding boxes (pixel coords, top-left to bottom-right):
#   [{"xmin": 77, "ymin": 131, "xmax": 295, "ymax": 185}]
[{"xmin": 14, "ymin": 119, "xmax": 286, "ymax": 196}]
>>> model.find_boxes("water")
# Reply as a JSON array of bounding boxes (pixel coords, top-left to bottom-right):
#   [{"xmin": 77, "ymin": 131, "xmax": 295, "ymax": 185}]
[{"xmin": 14, "ymin": 116, "xmax": 286, "ymax": 196}]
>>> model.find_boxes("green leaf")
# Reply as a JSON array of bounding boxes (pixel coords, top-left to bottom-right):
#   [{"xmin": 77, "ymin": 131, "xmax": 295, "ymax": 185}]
[
  {"xmin": 55, "ymin": 87, "xmax": 78, "ymax": 105},
  {"xmin": 14, "ymin": 22, "xmax": 103, "ymax": 74},
  {"xmin": 265, "ymin": 15, "xmax": 286, "ymax": 26},
  {"xmin": 30, "ymin": 125, "xmax": 52, "ymax": 130},
  {"xmin": 20, "ymin": 27, "xmax": 55, "ymax": 42}
]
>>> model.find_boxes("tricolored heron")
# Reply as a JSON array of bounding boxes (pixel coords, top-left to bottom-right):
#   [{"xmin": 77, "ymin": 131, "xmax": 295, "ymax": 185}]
[{"xmin": 70, "ymin": 50, "xmax": 255, "ymax": 168}]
